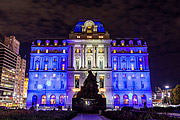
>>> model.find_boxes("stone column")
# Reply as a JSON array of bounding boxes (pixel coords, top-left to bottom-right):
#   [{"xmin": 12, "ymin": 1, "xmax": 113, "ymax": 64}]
[
  {"xmin": 93, "ymin": 45, "xmax": 95, "ymax": 68},
  {"xmin": 96, "ymin": 45, "xmax": 98, "ymax": 68},
  {"xmin": 104, "ymin": 46, "xmax": 107, "ymax": 68},
  {"xmin": 108, "ymin": 46, "xmax": 111, "ymax": 68},
  {"xmin": 68, "ymin": 45, "xmax": 71, "ymax": 68},
  {"xmin": 84, "ymin": 45, "xmax": 86, "ymax": 68},
  {"xmin": 81, "ymin": 45, "xmax": 83, "ymax": 68}
]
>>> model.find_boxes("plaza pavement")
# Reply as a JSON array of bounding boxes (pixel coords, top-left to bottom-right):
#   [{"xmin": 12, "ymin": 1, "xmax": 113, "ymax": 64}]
[{"xmin": 71, "ymin": 113, "xmax": 110, "ymax": 120}]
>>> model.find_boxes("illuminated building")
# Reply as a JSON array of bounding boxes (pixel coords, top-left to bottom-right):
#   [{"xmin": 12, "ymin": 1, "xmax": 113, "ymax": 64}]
[
  {"xmin": 27, "ymin": 20, "xmax": 152, "ymax": 108},
  {"xmin": 0, "ymin": 36, "xmax": 26, "ymax": 107}
]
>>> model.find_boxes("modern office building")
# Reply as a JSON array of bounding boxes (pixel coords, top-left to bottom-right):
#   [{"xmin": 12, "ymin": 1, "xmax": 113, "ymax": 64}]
[
  {"xmin": 27, "ymin": 20, "xmax": 152, "ymax": 109},
  {"xmin": 0, "ymin": 36, "xmax": 26, "ymax": 107}
]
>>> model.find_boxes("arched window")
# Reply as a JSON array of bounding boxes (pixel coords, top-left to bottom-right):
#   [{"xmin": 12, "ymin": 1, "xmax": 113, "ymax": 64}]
[
  {"xmin": 132, "ymin": 94, "xmax": 138, "ymax": 105},
  {"xmin": 114, "ymin": 95, "xmax": 120, "ymax": 108},
  {"xmin": 32, "ymin": 95, "xmax": 37, "ymax": 105},
  {"xmin": 50, "ymin": 95, "xmax": 56, "ymax": 104},
  {"xmin": 73, "ymin": 94, "xmax": 77, "ymax": 98},
  {"xmin": 59, "ymin": 95, "xmax": 65, "ymax": 105},
  {"xmin": 141, "ymin": 94, "xmax": 147, "ymax": 104},
  {"xmin": 41, "ymin": 95, "xmax": 46, "ymax": 104},
  {"xmin": 123, "ymin": 94, "xmax": 129, "ymax": 104},
  {"xmin": 101, "ymin": 94, "xmax": 105, "ymax": 98}
]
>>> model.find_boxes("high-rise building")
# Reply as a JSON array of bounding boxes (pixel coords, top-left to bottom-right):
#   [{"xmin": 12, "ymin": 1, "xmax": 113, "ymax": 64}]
[
  {"xmin": 27, "ymin": 20, "xmax": 152, "ymax": 109},
  {"xmin": 23, "ymin": 74, "xmax": 29, "ymax": 106},
  {"xmin": 0, "ymin": 36, "xmax": 26, "ymax": 107}
]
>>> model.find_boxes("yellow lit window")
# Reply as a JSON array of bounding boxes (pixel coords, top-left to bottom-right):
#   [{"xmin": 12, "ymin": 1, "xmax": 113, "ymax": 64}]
[
  {"xmin": 44, "ymin": 74, "xmax": 47, "ymax": 77},
  {"xmin": 123, "ymin": 74, "xmax": 126, "ymax": 77},
  {"xmin": 88, "ymin": 26, "xmax": 91, "ymax": 29},
  {"xmin": 130, "ymin": 50, "xmax": 133, "ymax": 53},
  {"xmin": 37, "ymin": 50, "xmax": 40, "ymax": 53},
  {"xmin": 114, "ymin": 64, "xmax": 117, "ymax": 70},
  {"xmin": 88, "ymin": 49, "xmax": 91, "ymax": 53},
  {"xmin": 63, "ymin": 49, "xmax": 66, "ymax": 53},
  {"xmin": 99, "ymin": 36, "xmax": 104, "ymax": 38},
  {"xmin": 132, "ymin": 74, "xmax": 135, "ymax": 77},
  {"xmin": 63, "ymin": 58, "xmax": 65, "ymax": 61},
  {"xmin": 121, "ymin": 42, "xmax": 124, "ymax": 46},
  {"xmin": 35, "ymin": 74, "xmax": 38, "ymax": 77},
  {"xmin": 63, "ymin": 42, "xmax": 66, "ymax": 46},
  {"xmin": 114, "ymin": 58, "xmax": 117, "ymax": 61},
  {"xmin": 46, "ymin": 43, "xmax": 49, "ymax": 46},
  {"xmin": 46, "ymin": 49, "xmax": 48, "ymax": 53},
  {"xmin": 62, "ymin": 64, "xmax": 65, "ymax": 70},
  {"xmin": 115, "ymin": 74, "xmax": 117, "ymax": 77},
  {"xmin": 38, "ymin": 43, "xmax": 40, "ymax": 46},
  {"xmin": 131, "ymin": 64, "xmax": 134, "ymax": 70},
  {"xmin": 53, "ymin": 74, "xmax": 56, "ymax": 77},
  {"xmin": 141, "ymin": 74, "xmax": 144, "ymax": 77},
  {"xmin": 87, "ymin": 36, "xmax": 92, "ymax": 38},
  {"xmin": 54, "ymin": 58, "xmax": 56, "ymax": 61},
  {"xmin": 41, "ymin": 95, "xmax": 46, "ymax": 104},
  {"xmin": 36, "ymin": 65, "xmax": 39, "ymax": 70},
  {"xmin": 113, "ymin": 43, "xmax": 116, "ymax": 46},
  {"xmin": 139, "ymin": 58, "xmax": 142, "ymax": 62},
  {"xmin": 139, "ymin": 50, "xmax": 142, "ymax": 53},
  {"xmin": 87, "ymin": 30, "xmax": 92, "ymax": 33},
  {"xmin": 54, "ymin": 68, "xmax": 56, "ymax": 70},
  {"xmin": 131, "ymin": 58, "xmax": 134, "ymax": 61},
  {"xmin": 76, "ymin": 49, "xmax": 79, "ymax": 53},
  {"xmin": 99, "ymin": 48, "xmax": 102, "ymax": 53},
  {"xmin": 113, "ymin": 50, "xmax": 116, "ymax": 53},
  {"xmin": 45, "ymin": 64, "xmax": 47, "ymax": 70},
  {"xmin": 123, "ymin": 68, "xmax": 125, "ymax": 70},
  {"xmin": 140, "ymin": 64, "xmax": 143, "ymax": 70},
  {"xmin": 77, "ymin": 36, "xmax": 80, "ymax": 38},
  {"xmin": 55, "ymin": 42, "xmax": 57, "ymax": 46}
]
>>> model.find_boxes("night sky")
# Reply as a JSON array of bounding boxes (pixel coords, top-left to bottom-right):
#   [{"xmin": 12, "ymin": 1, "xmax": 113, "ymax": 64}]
[{"xmin": 0, "ymin": 0, "xmax": 180, "ymax": 90}]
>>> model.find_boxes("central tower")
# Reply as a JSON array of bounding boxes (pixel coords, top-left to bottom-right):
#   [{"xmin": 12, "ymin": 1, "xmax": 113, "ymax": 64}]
[{"xmin": 67, "ymin": 20, "xmax": 113, "ymax": 108}]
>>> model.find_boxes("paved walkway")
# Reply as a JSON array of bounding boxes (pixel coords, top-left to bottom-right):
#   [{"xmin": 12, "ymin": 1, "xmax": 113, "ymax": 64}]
[{"xmin": 71, "ymin": 113, "xmax": 110, "ymax": 120}]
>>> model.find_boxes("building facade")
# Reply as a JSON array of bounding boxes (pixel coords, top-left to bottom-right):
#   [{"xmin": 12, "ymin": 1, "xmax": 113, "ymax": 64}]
[
  {"xmin": 0, "ymin": 36, "xmax": 26, "ymax": 107},
  {"xmin": 27, "ymin": 20, "xmax": 152, "ymax": 109}
]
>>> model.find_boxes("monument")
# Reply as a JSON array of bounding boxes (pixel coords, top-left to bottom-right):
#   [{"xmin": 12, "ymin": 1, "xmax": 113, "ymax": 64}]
[{"xmin": 72, "ymin": 70, "xmax": 106, "ymax": 112}]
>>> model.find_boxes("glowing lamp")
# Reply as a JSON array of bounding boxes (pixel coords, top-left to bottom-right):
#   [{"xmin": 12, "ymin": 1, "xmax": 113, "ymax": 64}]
[
  {"xmin": 46, "ymin": 81, "xmax": 51, "ymax": 86},
  {"xmin": 165, "ymin": 86, "xmax": 169, "ymax": 89}
]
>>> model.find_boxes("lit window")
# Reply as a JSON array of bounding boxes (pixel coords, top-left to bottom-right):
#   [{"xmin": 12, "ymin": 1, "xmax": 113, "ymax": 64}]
[
  {"xmin": 36, "ymin": 65, "xmax": 39, "ymax": 70},
  {"xmin": 113, "ymin": 42, "xmax": 116, "ymax": 46},
  {"xmin": 139, "ymin": 50, "xmax": 142, "ymax": 53},
  {"xmin": 130, "ymin": 50, "xmax": 133, "ymax": 53},
  {"xmin": 35, "ymin": 74, "xmax": 38, "ymax": 77},
  {"xmin": 87, "ymin": 36, "xmax": 92, "ymax": 38},
  {"xmin": 139, "ymin": 58, "xmax": 142, "ymax": 62},
  {"xmin": 113, "ymin": 50, "xmax": 116, "ymax": 53},
  {"xmin": 63, "ymin": 58, "xmax": 65, "ymax": 61},
  {"xmin": 100, "ymin": 48, "xmax": 103, "ymax": 53},
  {"xmin": 46, "ymin": 42, "xmax": 49, "ymax": 46},
  {"xmin": 87, "ymin": 30, "xmax": 92, "ymax": 33},
  {"xmin": 53, "ymin": 68, "xmax": 56, "ymax": 70},
  {"xmin": 114, "ymin": 58, "xmax": 117, "ymax": 61},
  {"xmin": 37, "ymin": 50, "xmax": 40, "ymax": 53},
  {"xmin": 88, "ymin": 26, "xmax": 91, "ymax": 29},
  {"xmin": 75, "ymin": 75, "xmax": 80, "ymax": 88},
  {"xmin": 41, "ymin": 95, "xmax": 46, "ymax": 104},
  {"xmin": 38, "ymin": 43, "xmax": 40, "ymax": 46},
  {"xmin": 99, "ymin": 36, "xmax": 104, "ymax": 38},
  {"xmin": 46, "ymin": 49, "xmax": 48, "ymax": 53},
  {"xmin": 123, "ymin": 68, "xmax": 125, "ymax": 70},
  {"xmin": 88, "ymin": 49, "xmax": 91, "ymax": 53},
  {"xmin": 131, "ymin": 58, "xmax": 134, "ymax": 61},
  {"xmin": 63, "ymin": 42, "xmax": 66, "ymax": 46},
  {"xmin": 53, "ymin": 74, "xmax": 56, "ymax": 78},
  {"xmin": 45, "ymin": 58, "xmax": 48, "ymax": 62},
  {"xmin": 115, "ymin": 74, "xmax": 117, "ymax": 77},
  {"xmin": 54, "ymin": 58, "xmax": 56, "ymax": 61},
  {"xmin": 44, "ymin": 74, "xmax": 47, "ymax": 77},
  {"xmin": 114, "ymin": 64, "xmax": 117, "ymax": 70},
  {"xmin": 63, "ymin": 49, "xmax": 66, "ymax": 53},
  {"xmin": 122, "ymin": 42, "xmax": 124, "ymax": 46},
  {"xmin": 141, "ymin": 74, "xmax": 144, "ymax": 77},
  {"xmin": 76, "ymin": 49, "xmax": 79, "ymax": 53},
  {"xmin": 132, "ymin": 74, "xmax": 135, "ymax": 77},
  {"xmin": 62, "ymin": 64, "xmax": 65, "ymax": 70},
  {"xmin": 45, "ymin": 64, "xmax": 47, "ymax": 70},
  {"xmin": 77, "ymin": 36, "xmax": 80, "ymax": 38},
  {"xmin": 123, "ymin": 74, "xmax": 126, "ymax": 77},
  {"xmin": 131, "ymin": 64, "xmax": 134, "ymax": 70},
  {"xmin": 140, "ymin": 64, "xmax": 143, "ymax": 70},
  {"xmin": 55, "ymin": 42, "xmax": 57, "ymax": 46},
  {"xmin": 100, "ymin": 76, "xmax": 104, "ymax": 88}
]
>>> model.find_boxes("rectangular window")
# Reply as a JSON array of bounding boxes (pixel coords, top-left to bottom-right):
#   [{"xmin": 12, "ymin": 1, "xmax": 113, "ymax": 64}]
[
  {"xmin": 114, "ymin": 64, "xmax": 117, "ymax": 70},
  {"xmin": 45, "ymin": 64, "xmax": 47, "ymax": 70},
  {"xmin": 88, "ymin": 60, "xmax": 91, "ymax": 69},
  {"xmin": 87, "ymin": 35, "xmax": 92, "ymax": 38},
  {"xmin": 46, "ymin": 49, "xmax": 48, "ymax": 53},
  {"xmin": 124, "ymin": 81, "xmax": 127, "ymax": 88},
  {"xmin": 99, "ymin": 60, "xmax": 103, "ymax": 69},
  {"xmin": 131, "ymin": 64, "xmax": 134, "ymax": 70},
  {"xmin": 62, "ymin": 64, "xmax": 65, "ymax": 70},
  {"xmin": 77, "ymin": 36, "xmax": 80, "ymax": 38},
  {"xmin": 36, "ymin": 64, "xmax": 39, "ymax": 70},
  {"xmin": 140, "ymin": 64, "xmax": 143, "ymax": 70},
  {"xmin": 100, "ymin": 76, "xmax": 104, "ymax": 88},
  {"xmin": 75, "ymin": 75, "xmax": 79, "ymax": 88},
  {"xmin": 76, "ymin": 59, "xmax": 79, "ymax": 70},
  {"xmin": 99, "ymin": 36, "xmax": 104, "ymax": 38}
]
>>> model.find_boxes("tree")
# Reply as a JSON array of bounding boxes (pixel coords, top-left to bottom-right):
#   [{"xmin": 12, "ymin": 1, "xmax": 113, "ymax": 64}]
[{"xmin": 170, "ymin": 84, "xmax": 180, "ymax": 105}]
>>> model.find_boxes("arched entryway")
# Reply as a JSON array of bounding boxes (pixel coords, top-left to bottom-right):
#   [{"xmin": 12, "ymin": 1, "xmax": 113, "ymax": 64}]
[
  {"xmin": 32, "ymin": 95, "xmax": 37, "ymax": 106},
  {"xmin": 59, "ymin": 95, "xmax": 65, "ymax": 108},
  {"xmin": 50, "ymin": 95, "xmax": 56, "ymax": 105},
  {"xmin": 132, "ymin": 94, "xmax": 138, "ymax": 105},
  {"xmin": 141, "ymin": 94, "xmax": 147, "ymax": 105},
  {"xmin": 123, "ymin": 94, "xmax": 129, "ymax": 104},
  {"xmin": 114, "ymin": 95, "xmax": 120, "ymax": 109},
  {"xmin": 41, "ymin": 95, "xmax": 46, "ymax": 105}
]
